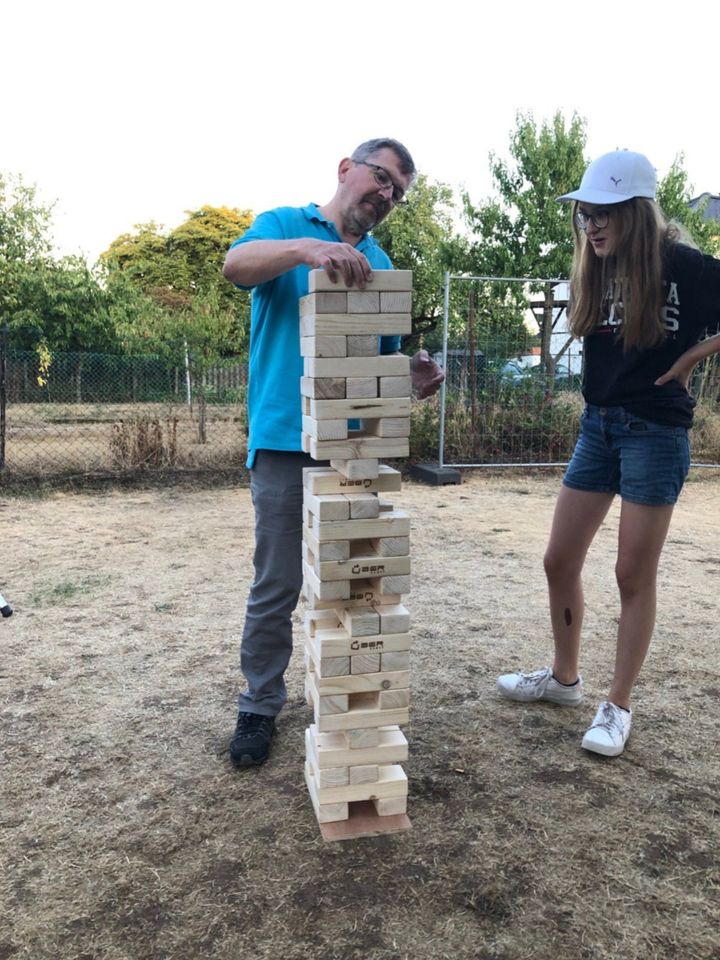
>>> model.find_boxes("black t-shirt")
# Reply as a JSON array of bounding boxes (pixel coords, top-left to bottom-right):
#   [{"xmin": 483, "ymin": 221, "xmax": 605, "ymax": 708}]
[{"xmin": 582, "ymin": 243, "xmax": 720, "ymax": 427}]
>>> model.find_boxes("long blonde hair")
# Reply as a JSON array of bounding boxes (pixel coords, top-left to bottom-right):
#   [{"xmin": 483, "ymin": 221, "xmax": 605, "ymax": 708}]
[{"xmin": 568, "ymin": 199, "xmax": 681, "ymax": 350}]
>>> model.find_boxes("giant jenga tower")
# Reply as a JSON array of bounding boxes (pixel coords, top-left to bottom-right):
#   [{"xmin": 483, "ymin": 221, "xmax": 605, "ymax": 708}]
[{"xmin": 300, "ymin": 269, "xmax": 413, "ymax": 840}]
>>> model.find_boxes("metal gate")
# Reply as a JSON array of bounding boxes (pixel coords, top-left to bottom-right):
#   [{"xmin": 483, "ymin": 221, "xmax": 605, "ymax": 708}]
[{"xmin": 437, "ymin": 273, "xmax": 582, "ymax": 468}]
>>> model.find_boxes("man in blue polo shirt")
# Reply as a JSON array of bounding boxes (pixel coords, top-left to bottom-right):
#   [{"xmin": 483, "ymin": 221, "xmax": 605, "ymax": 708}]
[{"xmin": 222, "ymin": 138, "xmax": 444, "ymax": 768}]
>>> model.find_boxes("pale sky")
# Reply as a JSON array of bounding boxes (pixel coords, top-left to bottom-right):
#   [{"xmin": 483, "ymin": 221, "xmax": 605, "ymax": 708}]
[{"xmin": 5, "ymin": 0, "xmax": 718, "ymax": 263}]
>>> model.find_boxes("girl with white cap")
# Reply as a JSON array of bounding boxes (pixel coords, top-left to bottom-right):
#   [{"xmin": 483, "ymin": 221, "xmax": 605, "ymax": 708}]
[{"xmin": 497, "ymin": 150, "xmax": 720, "ymax": 756}]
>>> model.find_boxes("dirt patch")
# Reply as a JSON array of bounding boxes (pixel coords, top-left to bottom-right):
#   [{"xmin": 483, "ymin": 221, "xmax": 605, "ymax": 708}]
[{"xmin": 1, "ymin": 471, "xmax": 719, "ymax": 960}]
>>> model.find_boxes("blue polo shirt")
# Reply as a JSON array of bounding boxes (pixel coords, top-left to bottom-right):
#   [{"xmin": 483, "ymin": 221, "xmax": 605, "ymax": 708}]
[{"xmin": 231, "ymin": 204, "xmax": 400, "ymax": 468}]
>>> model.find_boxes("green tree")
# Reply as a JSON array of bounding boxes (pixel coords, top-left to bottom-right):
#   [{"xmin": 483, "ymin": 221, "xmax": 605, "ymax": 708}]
[
  {"xmin": 2, "ymin": 173, "xmax": 129, "ymax": 402},
  {"xmin": 103, "ymin": 206, "xmax": 254, "ymax": 441},
  {"xmin": 657, "ymin": 156, "xmax": 719, "ymax": 255},
  {"xmin": 461, "ymin": 112, "xmax": 588, "ymax": 373},
  {"xmin": 103, "ymin": 205, "xmax": 253, "ymax": 355},
  {"xmin": 0, "ymin": 171, "xmax": 54, "ymax": 325},
  {"xmin": 13, "ymin": 256, "xmax": 116, "ymax": 352},
  {"xmin": 464, "ymin": 111, "xmax": 587, "ymax": 280}
]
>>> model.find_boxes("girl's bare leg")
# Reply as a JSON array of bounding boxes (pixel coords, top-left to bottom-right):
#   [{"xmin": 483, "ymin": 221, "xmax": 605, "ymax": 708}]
[
  {"xmin": 608, "ymin": 500, "xmax": 675, "ymax": 709},
  {"xmin": 543, "ymin": 486, "xmax": 615, "ymax": 682}
]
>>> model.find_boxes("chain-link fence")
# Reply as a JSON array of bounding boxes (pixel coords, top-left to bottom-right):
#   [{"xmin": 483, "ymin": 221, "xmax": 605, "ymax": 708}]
[
  {"xmin": 3, "ymin": 284, "xmax": 720, "ymax": 481},
  {"xmin": 0, "ymin": 343, "xmax": 248, "ymax": 479},
  {"xmin": 434, "ymin": 275, "xmax": 720, "ymax": 469}
]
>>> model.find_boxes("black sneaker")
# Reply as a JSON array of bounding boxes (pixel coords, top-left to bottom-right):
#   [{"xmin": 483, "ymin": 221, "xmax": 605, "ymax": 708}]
[{"xmin": 229, "ymin": 712, "xmax": 275, "ymax": 767}]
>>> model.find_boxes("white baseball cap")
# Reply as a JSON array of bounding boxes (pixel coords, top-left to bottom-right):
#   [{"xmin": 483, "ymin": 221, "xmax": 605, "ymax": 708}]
[{"xmin": 557, "ymin": 150, "xmax": 657, "ymax": 205}]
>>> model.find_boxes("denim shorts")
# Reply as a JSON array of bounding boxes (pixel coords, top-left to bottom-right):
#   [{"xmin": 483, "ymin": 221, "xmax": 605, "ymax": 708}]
[{"xmin": 563, "ymin": 404, "xmax": 690, "ymax": 506}]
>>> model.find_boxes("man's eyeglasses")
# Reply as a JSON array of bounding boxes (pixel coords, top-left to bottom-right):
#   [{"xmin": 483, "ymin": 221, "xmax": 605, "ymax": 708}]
[
  {"xmin": 353, "ymin": 160, "xmax": 408, "ymax": 206},
  {"xmin": 576, "ymin": 208, "xmax": 610, "ymax": 230}
]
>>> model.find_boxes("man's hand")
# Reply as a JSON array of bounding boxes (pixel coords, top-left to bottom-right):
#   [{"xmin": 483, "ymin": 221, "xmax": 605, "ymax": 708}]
[
  {"xmin": 410, "ymin": 349, "xmax": 445, "ymax": 399},
  {"xmin": 300, "ymin": 239, "xmax": 373, "ymax": 288}
]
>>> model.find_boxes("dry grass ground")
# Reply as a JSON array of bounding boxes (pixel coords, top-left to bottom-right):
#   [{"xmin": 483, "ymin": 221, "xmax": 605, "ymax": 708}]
[{"xmin": 1, "ymin": 473, "xmax": 719, "ymax": 960}]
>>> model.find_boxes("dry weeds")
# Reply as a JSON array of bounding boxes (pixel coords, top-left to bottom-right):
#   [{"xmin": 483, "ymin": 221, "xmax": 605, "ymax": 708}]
[{"xmin": 1, "ymin": 473, "xmax": 719, "ymax": 960}]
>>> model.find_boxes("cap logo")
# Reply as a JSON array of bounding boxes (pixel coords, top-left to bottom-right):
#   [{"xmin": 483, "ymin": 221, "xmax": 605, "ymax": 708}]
[{"xmin": 610, "ymin": 176, "xmax": 623, "ymax": 188}]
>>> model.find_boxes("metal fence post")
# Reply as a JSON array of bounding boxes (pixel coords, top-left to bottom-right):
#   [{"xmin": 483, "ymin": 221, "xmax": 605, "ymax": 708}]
[
  {"xmin": 0, "ymin": 322, "xmax": 6, "ymax": 471},
  {"xmin": 438, "ymin": 271, "xmax": 450, "ymax": 469}
]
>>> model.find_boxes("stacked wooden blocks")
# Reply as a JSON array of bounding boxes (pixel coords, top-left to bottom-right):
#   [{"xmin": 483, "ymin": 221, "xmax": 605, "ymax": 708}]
[{"xmin": 301, "ymin": 269, "xmax": 413, "ymax": 839}]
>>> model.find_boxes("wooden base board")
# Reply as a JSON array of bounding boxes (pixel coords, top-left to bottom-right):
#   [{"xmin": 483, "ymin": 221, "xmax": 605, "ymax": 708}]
[{"xmin": 317, "ymin": 800, "xmax": 411, "ymax": 842}]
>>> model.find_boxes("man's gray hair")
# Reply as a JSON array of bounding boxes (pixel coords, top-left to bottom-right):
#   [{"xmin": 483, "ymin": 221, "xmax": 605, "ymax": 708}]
[{"xmin": 351, "ymin": 138, "xmax": 416, "ymax": 180}]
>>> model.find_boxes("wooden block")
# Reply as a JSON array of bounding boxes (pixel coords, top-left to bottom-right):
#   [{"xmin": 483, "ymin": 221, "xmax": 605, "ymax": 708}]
[
  {"xmin": 348, "ymin": 290, "xmax": 380, "ymax": 313},
  {"xmin": 381, "ymin": 651, "xmax": 410, "ymax": 672},
  {"xmin": 305, "ymin": 609, "xmax": 342, "ymax": 636},
  {"xmin": 314, "ymin": 763, "xmax": 408, "ymax": 805},
  {"xmin": 330, "ymin": 458, "xmax": 379, "ymax": 480},
  {"xmin": 380, "ymin": 291, "xmax": 412, "ymax": 312},
  {"xmin": 302, "ymin": 395, "xmax": 311, "ymax": 416},
  {"xmin": 316, "ymin": 553, "xmax": 410, "ymax": 583},
  {"xmin": 303, "ymin": 646, "xmax": 314, "ymax": 673},
  {"xmin": 313, "ymin": 437, "xmax": 409, "ymax": 460},
  {"xmin": 346, "ymin": 493, "xmax": 379, "ymax": 519},
  {"xmin": 319, "ymin": 656, "xmax": 351, "ymax": 678},
  {"xmin": 305, "ymin": 492, "xmax": 350, "ymax": 522},
  {"xmin": 301, "ymin": 314, "xmax": 412, "ymax": 338},
  {"xmin": 311, "ymin": 628, "xmax": 411, "ymax": 658},
  {"xmin": 304, "ymin": 585, "xmax": 403, "ymax": 611},
  {"xmin": 340, "ymin": 607, "xmax": 380, "ymax": 637},
  {"xmin": 350, "ymin": 654, "xmax": 381, "ymax": 674},
  {"xmin": 305, "ymin": 356, "xmax": 408, "ymax": 379},
  {"xmin": 304, "ymin": 760, "xmax": 348, "ymax": 823},
  {"xmin": 366, "ymin": 417, "xmax": 411, "ymax": 438},
  {"xmin": 317, "ymin": 669, "xmax": 408, "ymax": 695},
  {"xmin": 299, "ymin": 291, "xmax": 348, "ymax": 314},
  {"xmin": 301, "ymin": 432, "xmax": 310, "ymax": 454},
  {"xmin": 306, "ymin": 727, "xmax": 404, "ymax": 774},
  {"xmin": 314, "ymin": 511, "xmax": 410, "ymax": 542},
  {"xmin": 379, "ymin": 375, "xmax": 412, "ymax": 398},
  {"xmin": 376, "ymin": 604, "xmax": 411, "ymax": 634},
  {"xmin": 313, "ymin": 670, "xmax": 419, "ymax": 734},
  {"xmin": 301, "ymin": 376, "xmax": 345, "ymax": 400},
  {"xmin": 346, "ymin": 336, "xmax": 379, "ymax": 357},
  {"xmin": 304, "ymin": 674, "xmax": 315, "ymax": 710},
  {"xmin": 304, "ymin": 530, "xmax": 351, "ymax": 561},
  {"xmin": 345, "ymin": 728, "xmax": 381, "ymax": 750},
  {"xmin": 303, "ymin": 464, "xmax": 401, "ymax": 496},
  {"xmin": 308, "ymin": 269, "xmax": 412, "ymax": 293},
  {"xmin": 318, "ymin": 800, "xmax": 411, "ymax": 840},
  {"xmin": 345, "ymin": 377, "xmax": 378, "ymax": 399},
  {"xmin": 317, "ymin": 703, "xmax": 410, "ymax": 733},
  {"xmin": 373, "ymin": 796, "xmax": 408, "ymax": 817},
  {"xmin": 371, "ymin": 536, "xmax": 410, "ymax": 557},
  {"xmin": 378, "ymin": 499, "xmax": 395, "ymax": 512},
  {"xmin": 319, "ymin": 693, "xmax": 349, "ymax": 715},
  {"xmin": 372, "ymin": 574, "xmax": 411, "ymax": 596},
  {"xmin": 343, "ymin": 585, "xmax": 401, "ymax": 606},
  {"xmin": 310, "ymin": 397, "xmax": 410, "ymax": 421},
  {"xmin": 319, "ymin": 766, "xmax": 350, "ymax": 788},
  {"xmin": 349, "ymin": 765, "xmax": 379, "ymax": 785},
  {"xmin": 302, "ymin": 561, "xmax": 350, "ymax": 601},
  {"xmin": 302, "ymin": 416, "xmax": 348, "ymax": 441},
  {"xmin": 379, "ymin": 688, "xmax": 410, "ymax": 710},
  {"xmin": 300, "ymin": 336, "xmax": 347, "ymax": 358}
]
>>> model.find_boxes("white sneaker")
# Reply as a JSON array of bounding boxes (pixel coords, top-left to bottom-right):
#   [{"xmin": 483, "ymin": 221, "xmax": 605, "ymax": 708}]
[
  {"xmin": 496, "ymin": 666, "xmax": 584, "ymax": 705},
  {"xmin": 582, "ymin": 701, "xmax": 632, "ymax": 757}
]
